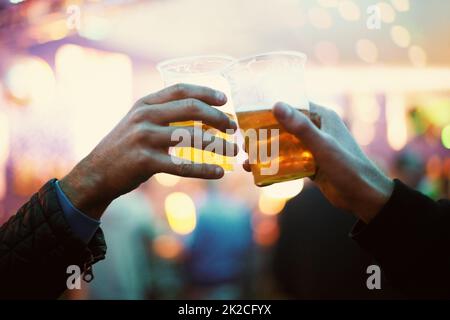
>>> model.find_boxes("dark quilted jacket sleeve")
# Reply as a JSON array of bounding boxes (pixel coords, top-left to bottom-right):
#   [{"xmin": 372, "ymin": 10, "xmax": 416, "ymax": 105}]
[{"xmin": 0, "ymin": 179, "xmax": 107, "ymax": 299}]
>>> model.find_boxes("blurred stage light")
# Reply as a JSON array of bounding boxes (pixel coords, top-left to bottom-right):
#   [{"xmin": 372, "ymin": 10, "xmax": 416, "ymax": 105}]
[
  {"xmin": 352, "ymin": 94, "xmax": 380, "ymax": 124},
  {"xmin": 356, "ymin": 39, "xmax": 379, "ymax": 64},
  {"xmin": 165, "ymin": 192, "xmax": 197, "ymax": 235},
  {"xmin": 55, "ymin": 44, "xmax": 132, "ymax": 160},
  {"xmin": 258, "ymin": 193, "xmax": 286, "ymax": 216},
  {"xmin": 408, "ymin": 46, "xmax": 428, "ymax": 68},
  {"xmin": 154, "ymin": 173, "xmax": 181, "ymax": 187},
  {"xmin": 261, "ymin": 179, "xmax": 304, "ymax": 200},
  {"xmin": 352, "ymin": 121, "xmax": 375, "ymax": 146},
  {"xmin": 442, "ymin": 125, "xmax": 450, "ymax": 149},
  {"xmin": 153, "ymin": 234, "xmax": 184, "ymax": 259},
  {"xmin": 391, "ymin": 25, "xmax": 411, "ymax": 48},
  {"xmin": 5, "ymin": 56, "xmax": 56, "ymax": 107},
  {"xmin": 386, "ymin": 94, "xmax": 408, "ymax": 151},
  {"xmin": 338, "ymin": 0, "xmax": 361, "ymax": 21}
]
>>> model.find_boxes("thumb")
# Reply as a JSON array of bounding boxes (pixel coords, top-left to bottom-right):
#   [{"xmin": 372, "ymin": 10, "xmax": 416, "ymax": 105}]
[{"xmin": 273, "ymin": 102, "xmax": 326, "ymax": 154}]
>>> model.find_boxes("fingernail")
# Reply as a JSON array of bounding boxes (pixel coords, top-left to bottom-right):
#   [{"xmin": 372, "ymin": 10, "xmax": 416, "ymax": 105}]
[
  {"xmin": 216, "ymin": 91, "xmax": 226, "ymax": 102},
  {"xmin": 274, "ymin": 102, "xmax": 293, "ymax": 119},
  {"xmin": 215, "ymin": 166, "xmax": 223, "ymax": 176},
  {"xmin": 229, "ymin": 119, "xmax": 238, "ymax": 130}
]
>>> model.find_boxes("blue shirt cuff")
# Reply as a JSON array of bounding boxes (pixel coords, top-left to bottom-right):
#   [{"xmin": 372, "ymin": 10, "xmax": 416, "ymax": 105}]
[{"xmin": 54, "ymin": 180, "xmax": 100, "ymax": 244}]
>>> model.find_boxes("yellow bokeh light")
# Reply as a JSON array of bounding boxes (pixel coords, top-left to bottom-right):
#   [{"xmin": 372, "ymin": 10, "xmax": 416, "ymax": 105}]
[
  {"xmin": 408, "ymin": 46, "xmax": 427, "ymax": 68},
  {"xmin": 154, "ymin": 173, "xmax": 181, "ymax": 187},
  {"xmin": 261, "ymin": 179, "xmax": 304, "ymax": 200},
  {"xmin": 352, "ymin": 94, "xmax": 380, "ymax": 124},
  {"xmin": 390, "ymin": 0, "xmax": 410, "ymax": 12},
  {"xmin": 377, "ymin": 2, "xmax": 396, "ymax": 23},
  {"xmin": 338, "ymin": 0, "xmax": 361, "ymax": 21},
  {"xmin": 356, "ymin": 39, "xmax": 379, "ymax": 64},
  {"xmin": 165, "ymin": 192, "xmax": 197, "ymax": 235},
  {"xmin": 6, "ymin": 56, "xmax": 56, "ymax": 106},
  {"xmin": 308, "ymin": 7, "xmax": 333, "ymax": 29},
  {"xmin": 390, "ymin": 25, "xmax": 411, "ymax": 48},
  {"xmin": 352, "ymin": 122, "xmax": 376, "ymax": 146},
  {"xmin": 258, "ymin": 193, "xmax": 286, "ymax": 216},
  {"xmin": 386, "ymin": 94, "xmax": 408, "ymax": 151}
]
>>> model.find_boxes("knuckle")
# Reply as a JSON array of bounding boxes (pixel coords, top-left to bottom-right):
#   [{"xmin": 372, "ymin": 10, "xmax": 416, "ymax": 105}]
[
  {"xmin": 135, "ymin": 150, "xmax": 150, "ymax": 169},
  {"xmin": 182, "ymin": 98, "xmax": 202, "ymax": 115},
  {"xmin": 173, "ymin": 83, "xmax": 188, "ymax": 96},
  {"xmin": 130, "ymin": 108, "xmax": 147, "ymax": 124}
]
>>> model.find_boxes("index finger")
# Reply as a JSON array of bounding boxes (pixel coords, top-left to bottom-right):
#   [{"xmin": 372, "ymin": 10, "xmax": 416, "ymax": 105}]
[{"xmin": 142, "ymin": 83, "xmax": 227, "ymax": 106}]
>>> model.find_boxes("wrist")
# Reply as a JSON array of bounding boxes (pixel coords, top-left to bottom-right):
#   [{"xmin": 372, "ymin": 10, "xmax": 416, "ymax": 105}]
[
  {"xmin": 59, "ymin": 159, "xmax": 110, "ymax": 220},
  {"xmin": 354, "ymin": 170, "xmax": 394, "ymax": 224}
]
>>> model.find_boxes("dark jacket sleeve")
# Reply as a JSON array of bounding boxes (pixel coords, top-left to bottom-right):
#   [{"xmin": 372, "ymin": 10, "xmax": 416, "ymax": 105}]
[
  {"xmin": 0, "ymin": 179, "xmax": 107, "ymax": 299},
  {"xmin": 351, "ymin": 179, "xmax": 450, "ymax": 299}
]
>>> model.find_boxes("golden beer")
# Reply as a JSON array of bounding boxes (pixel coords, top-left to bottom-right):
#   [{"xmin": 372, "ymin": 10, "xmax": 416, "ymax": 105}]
[
  {"xmin": 170, "ymin": 113, "xmax": 236, "ymax": 171},
  {"xmin": 237, "ymin": 109, "xmax": 319, "ymax": 186}
]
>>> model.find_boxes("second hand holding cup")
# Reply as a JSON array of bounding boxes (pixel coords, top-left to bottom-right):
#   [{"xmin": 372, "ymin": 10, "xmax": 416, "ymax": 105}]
[{"xmin": 223, "ymin": 51, "xmax": 318, "ymax": 186}]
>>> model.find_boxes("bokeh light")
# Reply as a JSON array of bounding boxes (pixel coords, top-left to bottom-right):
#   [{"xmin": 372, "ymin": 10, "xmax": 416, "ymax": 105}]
[
  {"xmin": 386, "ymin": 94, "xmax": 408, "ymax": 151},
  {"xmin": 253, "ymin": 218, "xmax": 280, "ymax": 247},
  {"xmin": 261, "ymin": 179, "xmax": 304, "ymax": 200},
  {"xmin": 356, "ymin": 39, "xmax": 379, "ymax": 63},
  {"xmin": 258, "ymin": 193, "xmax": 286, "ymax": 216},
  {"xmin": 5, "ymin": 57, "xmax": 56, "ymax": 107},
  {"xmin": 338, "ymin": 0, "xmax": 361, "ymax": 21},
  {"xmin": 352, "ymin": 121, "xmax": 376, "ymax": 146},
  {"xmin": 391, "ymin": 0, "xmax": 410, "ymax": 12},
  {"xmin": 409, "ymin": 46, "xmax": 428, "ymax": 68},
  {"xmin": 165, "ymin": 192, "xmax": 197, "ymax": 235},
  {"xmin": 442, "ymin": 125, "xmax": 450, "ymax": 149},
  {"xmin": 154, "ymin": 173, "xmax": 181, "ymax": 187},
  {"xmin": 153, "ymin": 234, "xmax": 184, "ymax": 259},
  {"xmin": 377, "ymin": 2, "xmax": 396, "ymax": 24},
  {"xmin": 391, "ymin": 25, "xmax": 411, "ymax": 48}
]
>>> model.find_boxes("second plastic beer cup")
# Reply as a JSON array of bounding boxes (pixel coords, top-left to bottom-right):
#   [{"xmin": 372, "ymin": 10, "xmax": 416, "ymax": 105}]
[{"xmin": 223, "ymin": 51, "xmax": 317, "ymax": 186}]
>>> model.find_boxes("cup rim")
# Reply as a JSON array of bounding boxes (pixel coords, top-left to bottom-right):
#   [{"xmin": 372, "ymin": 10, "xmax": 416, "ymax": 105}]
[
  {"xmin": 156, "ymin": 54, "xmax": 236, "ymax": 76},
  {"xmin": 223, "ymin": 50, "xmax": 307, "ymax": 73}
]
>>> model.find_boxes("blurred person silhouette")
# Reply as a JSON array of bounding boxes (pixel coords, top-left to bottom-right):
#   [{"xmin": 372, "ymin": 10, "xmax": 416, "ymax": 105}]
[
  {"xmin": 273, "ymin": 182, "xmax": 401, "ymax": 299},
  {"xmin": 0, "ymin": 84, "xmax": 238, "ymax": 299},
  {"xmin": 184, "ymin": 181, "xmax": 253, "ymax": 299},
  {"xmin": 85, "ymin": 189, "xmax": 155, "ymax": 300}
]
